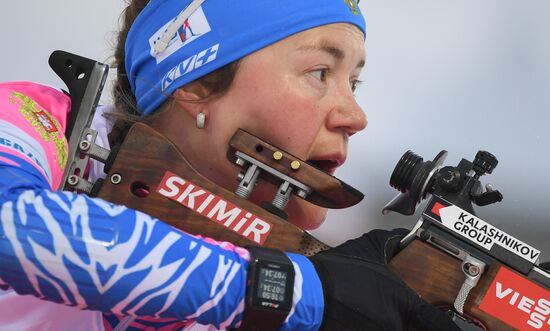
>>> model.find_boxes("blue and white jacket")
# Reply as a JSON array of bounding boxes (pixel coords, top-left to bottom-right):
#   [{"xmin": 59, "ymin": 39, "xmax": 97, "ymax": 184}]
[{"xmin": 0, "ymin": 82, "xmax": 323, "ymax": 331}]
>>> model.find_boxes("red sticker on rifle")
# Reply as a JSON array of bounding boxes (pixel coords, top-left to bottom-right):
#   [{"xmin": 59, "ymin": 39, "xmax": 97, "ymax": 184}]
[
  {"xmin": 157, "ymin": 171, "xmax": 273, "ymax": 245},
  {"xmin": 431, "ymin": 202, "xmax": 446, "ymax": 216},
  {"xmin": 479, "ymin": 267, "xmax": 550, "ymax": 330}
]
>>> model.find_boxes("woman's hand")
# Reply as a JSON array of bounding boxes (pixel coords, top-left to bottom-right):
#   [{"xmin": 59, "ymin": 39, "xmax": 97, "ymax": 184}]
[
  {"xmin": 326, "ymin": 228, "xmax": 410, "ymax": 264},
  {"xmin": 308, "ymin": 229, "xmax": 460, "ymax": 331}
]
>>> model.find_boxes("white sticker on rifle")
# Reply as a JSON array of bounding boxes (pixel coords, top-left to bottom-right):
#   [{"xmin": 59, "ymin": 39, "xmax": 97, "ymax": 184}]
[
  {"xmin": 157, "ymin": 171, "xmax": 273, "ymax": 245},
  {"xmin": 439, "ymin": 206, "xmax": 541, "ymax": 263}
]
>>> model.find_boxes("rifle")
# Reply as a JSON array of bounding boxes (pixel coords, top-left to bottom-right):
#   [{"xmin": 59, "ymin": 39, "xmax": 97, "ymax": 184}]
[
  {"xmin": 385, "ymin": 150, "xmax": 550, "ymax": 330},
  {"xmin": 53, "ymin": 51, "xmax": 549, "ymax": 330}
]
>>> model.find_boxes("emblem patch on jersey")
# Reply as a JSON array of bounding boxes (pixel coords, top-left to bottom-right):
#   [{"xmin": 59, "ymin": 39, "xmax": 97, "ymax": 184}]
[
  {"xmin": 34, "ymin": 110, "xmax": 58, "ymax": 133},
  {"xmin": 9, "ymin": 91, "xmax": 67, "ymax": 168},
  {"xmin": 479, "ymin": 267, "xmax": 550, "ymax": 330},
  {"xmin": 344, "ymin": 0, "xmax": 359, "ymax": 15},
  {"xmin": 157, "ymin": 171, "xmax": 273, "ymax": 245}
]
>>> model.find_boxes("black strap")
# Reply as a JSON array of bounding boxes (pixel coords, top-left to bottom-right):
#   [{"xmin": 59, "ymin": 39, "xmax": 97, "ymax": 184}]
[{"xmin": 237, "ymin": 306, "xmax": 289, "ymax": 331}]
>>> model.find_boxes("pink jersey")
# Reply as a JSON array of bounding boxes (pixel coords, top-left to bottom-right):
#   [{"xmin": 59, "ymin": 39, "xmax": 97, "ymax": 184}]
[
  {"xmin": 0, "ymin": 81, "xmax": 70, "ymax": 189},
  {"xmin": 0, "ymin": 82, "xmax": 105, "ymax": 330}
]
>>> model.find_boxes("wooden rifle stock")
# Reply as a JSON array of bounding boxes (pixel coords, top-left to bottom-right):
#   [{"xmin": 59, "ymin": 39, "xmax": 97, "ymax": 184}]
[
  {"xmin": 95, "ymin": 123, "xmax": 335, "ymax": 255},
  {"xmin": 389, "ymin": 240, "xmax": 543, "ymax": 331}
]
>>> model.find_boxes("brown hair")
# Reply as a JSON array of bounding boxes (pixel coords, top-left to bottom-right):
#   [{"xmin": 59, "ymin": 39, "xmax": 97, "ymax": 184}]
[{"xmin": 109, "ymin": 0, "xmax": 239, "ymax": 145}]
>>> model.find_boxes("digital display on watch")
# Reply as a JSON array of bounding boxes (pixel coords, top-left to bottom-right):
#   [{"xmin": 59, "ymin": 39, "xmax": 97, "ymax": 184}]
[{"xmin": 256, "ymin": 267, "xmax": 288, "ymax": 302}]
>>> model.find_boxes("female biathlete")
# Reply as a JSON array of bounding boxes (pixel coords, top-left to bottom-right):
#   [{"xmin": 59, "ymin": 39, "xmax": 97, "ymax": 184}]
[{"xmin": 0, "ymin": 0, "xmax": 459, "ymax": 330}]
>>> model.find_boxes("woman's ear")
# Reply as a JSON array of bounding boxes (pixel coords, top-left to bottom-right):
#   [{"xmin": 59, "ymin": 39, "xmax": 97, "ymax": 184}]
[{"xmin": 172, "ymin": 82, "xmax": 210, "ymax": 118}]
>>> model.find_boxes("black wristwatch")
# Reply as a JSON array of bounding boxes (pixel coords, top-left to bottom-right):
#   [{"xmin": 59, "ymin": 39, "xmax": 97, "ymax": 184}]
[{"xmin": 238, "ymin": 246, "xmax": 295, "ymax": 331}]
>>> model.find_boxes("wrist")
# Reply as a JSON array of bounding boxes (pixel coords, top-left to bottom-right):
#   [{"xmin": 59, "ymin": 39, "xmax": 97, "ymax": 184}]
[
  {"xmin": 237, "ymin": 251, "xmax": 324, "ymax": 331},
  {"xmin": 240, "ymin": 247, "xmax": 294, "ymax": 331},
  {"xmin": 278, "ymin": 253, "xmax": 323, "ymax": 331}
]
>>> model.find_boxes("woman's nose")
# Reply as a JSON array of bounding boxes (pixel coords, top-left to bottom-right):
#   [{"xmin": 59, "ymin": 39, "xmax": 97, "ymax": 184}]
[{"xmin": 326, "ymin": 91, "xmax": 367, "ymax": 137}]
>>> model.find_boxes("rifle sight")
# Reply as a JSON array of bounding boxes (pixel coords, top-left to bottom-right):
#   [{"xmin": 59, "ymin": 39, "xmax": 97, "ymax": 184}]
[{"xmin": 384, "ymin": 150, "xmax": 503, "ymax": 216}]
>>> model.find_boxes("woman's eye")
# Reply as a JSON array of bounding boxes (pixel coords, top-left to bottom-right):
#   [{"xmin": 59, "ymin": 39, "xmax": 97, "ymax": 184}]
[
  {"xmin": 351, "ymin": 79, "xmax": 363, "ymax": 93},
  {"xmin": 310, "ymin": 68, "xmax": 328, "ymax": 82}
]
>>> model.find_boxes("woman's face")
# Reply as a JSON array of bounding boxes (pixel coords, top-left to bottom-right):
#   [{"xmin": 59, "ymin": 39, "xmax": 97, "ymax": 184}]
[{"xmin": 167, "ymin": 23, "xmax": 367, "ymax": 230}]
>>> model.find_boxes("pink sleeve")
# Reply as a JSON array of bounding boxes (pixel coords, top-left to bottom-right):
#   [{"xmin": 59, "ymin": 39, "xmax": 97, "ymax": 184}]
[{"xmin": 0, "ymin": 82, "xmax": 71, "ymax": 189}]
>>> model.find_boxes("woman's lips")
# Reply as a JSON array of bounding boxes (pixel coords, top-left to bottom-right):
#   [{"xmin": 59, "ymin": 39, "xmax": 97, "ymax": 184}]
[{"xmin": 307, "ymin": 155, "xmax": 345, "ymax": 175}]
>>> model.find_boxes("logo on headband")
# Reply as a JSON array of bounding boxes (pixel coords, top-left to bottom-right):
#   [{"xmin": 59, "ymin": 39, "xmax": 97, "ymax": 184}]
[
  {"xmin": 344, "ymin": 0, "xmax": 359, "ymax": 15},
  {"xmin": 149, "ymin": 6, "xmax": 211, "ymax": 63},
  {"xmin": 161, "ymin": 44, "xmax": 219, "ymax": 91}
]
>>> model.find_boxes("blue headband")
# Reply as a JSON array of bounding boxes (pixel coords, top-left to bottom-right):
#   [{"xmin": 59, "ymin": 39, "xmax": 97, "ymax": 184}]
[{"xmin": 126, "ymin": 0, "xmax": 366, "ymax": 115}]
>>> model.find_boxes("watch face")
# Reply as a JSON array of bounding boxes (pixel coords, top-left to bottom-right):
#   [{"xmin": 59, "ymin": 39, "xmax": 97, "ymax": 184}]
[
  {"xmin": 257, "ymin": 266, "xmax": 288, "ymax": 303},
  {"xmin": 251, "ymin": 261, "xmax": 294, "ymax": 311}
]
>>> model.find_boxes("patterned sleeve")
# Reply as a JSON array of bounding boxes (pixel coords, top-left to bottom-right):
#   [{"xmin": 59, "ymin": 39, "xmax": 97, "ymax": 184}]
[{"xmin": 0, "ymin": 82, "xmax": 323, "ymax": 330}]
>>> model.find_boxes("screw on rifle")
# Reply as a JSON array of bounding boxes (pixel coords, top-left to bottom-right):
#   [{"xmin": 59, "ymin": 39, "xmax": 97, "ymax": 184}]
[
  {"xmin": 110, "ymin": 173, "xmax": 122, "ymax": 185},
  {"xmin": 235, "ymin": 157, "xmax": 245, "ymax": 167},
  {"xmin": 67, "ymin": 175, "xmax": 79, "ymax": 186},
  {"xmin": 79, "ymin": 140, "xmax": 91, "ymax": 151},
  {"xmin": 273, "ymin": 151, "xmax": 283, "ymax": 161},
  {"xmin": 463, "ymin": 262, "xmax": 480, "ymax": 276},
  {"xmin": 296, "ymin": 189, "xmax": 308, "ymax": 199},
  {"xmin": 237, "ymin": 171, "xmax": 245, "ymax": 181},
  {"xmin": 291, "ymin": 161, "xmax": 301, "ymax": 170}
]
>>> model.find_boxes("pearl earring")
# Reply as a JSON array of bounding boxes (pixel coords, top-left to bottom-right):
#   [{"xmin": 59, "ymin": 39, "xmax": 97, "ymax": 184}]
[{"xmin": 196, "ymin": 112, "xmax": 206, "ymax": 129}]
